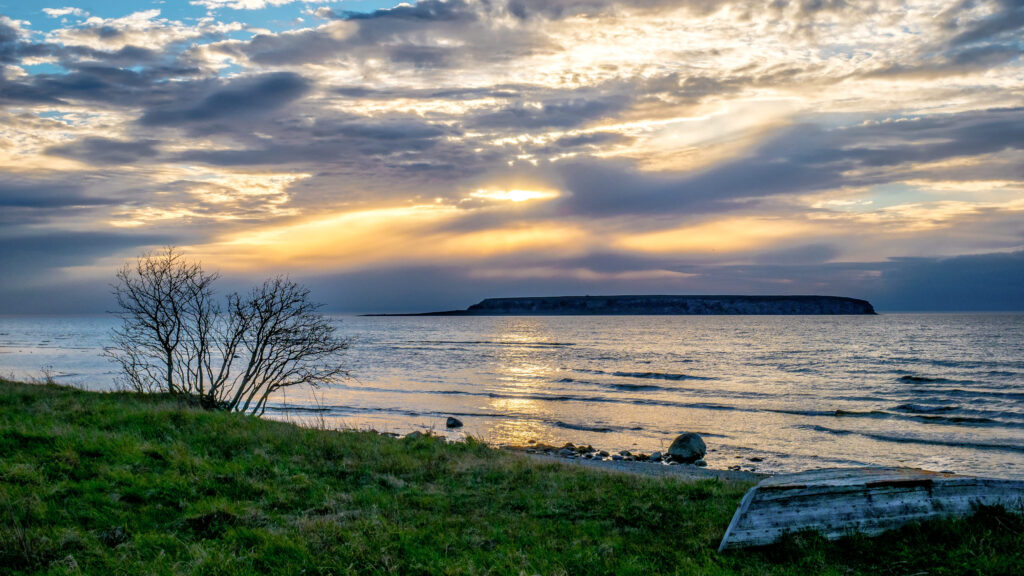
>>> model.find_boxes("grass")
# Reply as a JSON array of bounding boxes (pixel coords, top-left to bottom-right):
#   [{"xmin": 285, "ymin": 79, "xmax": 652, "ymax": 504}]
[{"xmin": 0, "ymin": 378, "xmax": 1021, "ymax": 575}]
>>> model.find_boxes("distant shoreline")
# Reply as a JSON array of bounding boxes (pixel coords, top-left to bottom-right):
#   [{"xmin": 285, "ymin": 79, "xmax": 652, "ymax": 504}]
[{"xmin": 365, "ymin": 294, "xmax": 877, "ymax": 316}]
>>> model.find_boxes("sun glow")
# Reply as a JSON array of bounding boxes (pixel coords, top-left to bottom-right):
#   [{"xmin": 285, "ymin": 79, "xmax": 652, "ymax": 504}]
[
  {"xmin": 199, "ymin": 203, "xmax": 587, "ymax": 271},
  {"xmin": 617, "ymin": 217, "xmax": 814, "ymax": 254},
  {"xmin": 469, "ymin": 188, "xmax": 560, "ymax": 203}
]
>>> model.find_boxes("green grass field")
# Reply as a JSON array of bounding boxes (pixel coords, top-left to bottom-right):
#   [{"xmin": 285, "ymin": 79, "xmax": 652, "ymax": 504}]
[{"xmin": 1, "ymin": 379, "xmax": 1021, "ymax": 575}]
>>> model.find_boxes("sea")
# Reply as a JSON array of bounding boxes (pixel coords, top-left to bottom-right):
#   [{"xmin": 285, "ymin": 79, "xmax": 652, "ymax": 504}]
[{"xmin": 2, "ymin": 313, "xmax": 1023, "ymax": 479}]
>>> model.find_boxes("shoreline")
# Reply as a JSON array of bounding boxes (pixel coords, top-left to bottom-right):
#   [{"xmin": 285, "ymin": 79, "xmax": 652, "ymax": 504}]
[
  {"xmin": 498, "ymin": 441, "xmax": 768, "ymax": 482},
  {"xmin": 514, "ymin": 450, "xmax": 769, "ymax": 482}
]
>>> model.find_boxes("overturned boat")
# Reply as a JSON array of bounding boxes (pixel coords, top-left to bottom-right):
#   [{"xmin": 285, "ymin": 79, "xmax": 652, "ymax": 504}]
[{"xmin": 719, "ymin": 467, "xmax": 1024, "ymax": 551}]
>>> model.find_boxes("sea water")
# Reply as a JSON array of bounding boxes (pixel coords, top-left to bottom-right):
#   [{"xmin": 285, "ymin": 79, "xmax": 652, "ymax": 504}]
[{"xmin": 2, "ymin": 313, "xmax": 1022, "ymax": 479}]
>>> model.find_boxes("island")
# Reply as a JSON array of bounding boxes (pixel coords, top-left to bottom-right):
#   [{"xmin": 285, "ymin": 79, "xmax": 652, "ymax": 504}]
[{"xmin": 370, "ymin": 295, "xmax": 877, "ymax": 316}]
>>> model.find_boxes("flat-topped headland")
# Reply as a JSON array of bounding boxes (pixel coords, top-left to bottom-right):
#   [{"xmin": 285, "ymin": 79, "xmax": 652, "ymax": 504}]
[{"xmin": 369, "ymin": 295, "xmax": 876, "ymax": 316}]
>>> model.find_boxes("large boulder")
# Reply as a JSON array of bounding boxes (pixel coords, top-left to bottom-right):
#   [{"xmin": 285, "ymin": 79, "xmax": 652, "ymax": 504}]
[
  {"xmin": 667, "ymin": 433, "xmax": 706, "ymax": 463},
  {"xmin": 446, "ymin": 416, "xmax": 463, "ymax": 428}
]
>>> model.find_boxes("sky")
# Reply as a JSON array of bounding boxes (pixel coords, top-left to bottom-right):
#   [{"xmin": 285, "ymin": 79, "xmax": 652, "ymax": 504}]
[{"xmin": 1, "ymin": 0, "xmax": 1022, "ymax": 313}]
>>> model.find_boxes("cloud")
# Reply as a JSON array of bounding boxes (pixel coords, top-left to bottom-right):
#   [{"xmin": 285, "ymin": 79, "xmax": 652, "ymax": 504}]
[
  {"xmin": 139, "ymin": 72, "xmax": 311, "ymax": 126},
  {"xmin": 46, "ymin": 10, "xmax": 242, "ymax": 52},
  {"xmin": 0, "ymin": 231, "xmax": 173, "ymax": 271},
  {"xmin": 46, "ymin": 137, "xmax": 161, "ymax": 165},
  {"xmin": 42, "ymin": 7, "xmax": 88, "ymax": 18},
  {"xmin": 192, "ymin": 0, "xmax": 335, "ymax": 10},
  {"xmin": 0, "ymin": 178, "xmax": 122, "ymax": 227},
  {"xmin": 552, "ymin": 108, "xmax": 1024, "ymax": 218},
  {"xmin": 948, "ymin": 0, "xmax": 1024, "ymax": 47},
  {"xmin": 2, "ymin": 0, "xmax": 1023, "ymax": 312}
]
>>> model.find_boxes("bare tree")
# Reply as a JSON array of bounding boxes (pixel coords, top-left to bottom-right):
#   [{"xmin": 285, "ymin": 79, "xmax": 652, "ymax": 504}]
[
  {"xmin": 107, "ymin": 247, "xmax": 218, "ymax": 395},
  {"xmin": 106, "ymin": 248, "xmax": 349, "ymax": 415}
]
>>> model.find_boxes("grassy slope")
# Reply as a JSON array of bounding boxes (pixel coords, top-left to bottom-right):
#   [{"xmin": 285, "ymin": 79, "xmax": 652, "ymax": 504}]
[{"xmin": 0, "ymin": 379, "xmax": 1021, "ymax": 575}]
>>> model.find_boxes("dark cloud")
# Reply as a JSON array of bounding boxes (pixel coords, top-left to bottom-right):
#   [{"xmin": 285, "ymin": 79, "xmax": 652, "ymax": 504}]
[
  {"xmin": 0, "ymin": 231, "xmax": 173, "ymax": 272},
  {"xmin": 343, "ymin": 0, "xmax": 479, "ymax": 22},
  {"xmin": 868, "ymin": 251, "xmax": 1024, "ymax": 311},
  {"xmin": 753, "ymin": 244, "xmax": 842, "ymax": 265},
  {"xmin": 555, "ymin": 108, "xmax": 1024, "ymax": 218},
  {"xmin": 140, "ymin": 72, "xmax": 310, "ymax": 126},
  {"xmin": 0, "ymin": 231, "xmax": 178, "ymax": 314},
  {"xmin": 334, "ymin": 84, "xmax": 526, "ymax": 100},
  {"xmin": 243, "ymin": 0, "xmax": 553, "ymax": 68},
  {"xmin": 870, "ymin": 43, "xmax": 1022, "ymax": 78},
  {"xmin": 0, "ymin": 178, "xmax": 115, "ymax": 227},
  {"xmin": 949, "ymin": 0, "xmax": 1024, "ymax": 47},
  {"xmin": 470, "ymin": 98, "xmax": 626, "ymax": 129},
  {"xmin": 46, "ymin": 137, "xmax": 160, "ymax": 165},
  {"xmin": 171, "ymin": 116, "xmax": 462, "ymax": 174},
  {"xmin": 502, "ymin": 0, "xmax": 720, "ymax": 20}
]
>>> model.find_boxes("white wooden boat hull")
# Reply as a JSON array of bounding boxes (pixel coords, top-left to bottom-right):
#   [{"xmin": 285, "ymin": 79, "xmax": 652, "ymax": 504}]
[{"xmin": 719, "ymin": 467, "xmax": 1024, "ymax": 551}]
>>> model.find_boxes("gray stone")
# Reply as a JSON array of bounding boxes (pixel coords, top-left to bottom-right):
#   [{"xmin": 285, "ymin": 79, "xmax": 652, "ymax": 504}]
[
  {"xmin": 446, "ymin": 417, "xmax": 463, "ymax": 428},
  {"xmin": 667, "ymin": 433, "xmax": 706, "ymax": 463},
  {"xmin": 695, "ymin": 459, "xmax": 708, "ymax": 467},
  {"xmin": 558, "ymin": 448, "xmax": 576, "ymax": 457},
  {"xmin": 650, "ymin": 451, "xmax": 663, "ymax": 461}
]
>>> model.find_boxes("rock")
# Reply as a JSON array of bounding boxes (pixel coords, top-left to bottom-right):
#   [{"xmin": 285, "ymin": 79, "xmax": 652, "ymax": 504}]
[
  {"xmin": 563, "ymin": 442, "xmax": 576, "ymax": 450},
  {"xmin": 598, "ymin": 450, "xmax": 610, "ymax": 457},
  {"xmin": 619, "ymin": 450, "xmax": 632, "ymax": 456},
  {"xmin": 694, "ymin": 459, "xmax": 708, "ymax": 467},
  {"xmin": 728, "ymin": 465, "xmax": 742, "ymax": 471},
  {"xmin": 748, "ymin": 457, "xmax": 764, "ymax": 462},
  {"xmin": 405, "ymin": 431, "xmax": 427, "ymax": 440},
  {"xmin": 650, "ymin": 451, "xmax": 663, "ymax": 461},
  {"xmin": 446, "ymin": 417, "xmax": 463, "ymax": 428},
  {"xmin": 667, "ymin": 433, "xmax": 706, "ymax": 463},
  {"xmin": 611, "ymin": 454, "xmax": 624, "ymax": 461},
  {"xmin": 558, "ymin": 448, "xmax": 576, "ymax": 457}
]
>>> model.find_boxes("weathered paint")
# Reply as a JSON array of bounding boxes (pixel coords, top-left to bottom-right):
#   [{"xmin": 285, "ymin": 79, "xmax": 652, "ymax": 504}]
[{"xmin": 719, "ymin": 467, "xmax": 1024, "ymax": 551}]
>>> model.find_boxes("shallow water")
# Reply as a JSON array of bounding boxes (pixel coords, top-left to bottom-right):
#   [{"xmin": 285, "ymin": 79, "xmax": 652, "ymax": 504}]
[{"xmin": 2, "ymin": 313, "xmax": 1023, "ymax": 478}]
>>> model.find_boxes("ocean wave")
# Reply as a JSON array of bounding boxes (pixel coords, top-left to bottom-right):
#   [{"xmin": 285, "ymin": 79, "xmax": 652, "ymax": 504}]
[
  {"xmin": 414, "ymin": 340, "xmax": 575, "ymax": 348},
  {"xmin": 898, "ymin": 375, "xmax": 952, "ymax": 383},
  {"xmin": 893, "ymin": 403, "xmax": 958, "ymax": 414},
  {"xmin": 797, "ymin": 424, "xmax": 1024, "ymax": 453},
  {"xmin": 930, "ymin": 388, "xmax": 1024, "ymax": 401},
  {"xmin": 573, "ymin": 368, "xmax": 714, "ymax": 381},
  {"xmin": 552, "ymin": 421, "xmax": 618, "ymax": 433},
  {"xmin": 767, "ymin": 408, "xmax": 892, "ymax": 419},
  {"xmin": 607, "ymin": 383, "xmax": 671, "ymax": 392},
  {"xmin": 909, "ymin": 414, "xmax": 1003, "ymax": 426}
]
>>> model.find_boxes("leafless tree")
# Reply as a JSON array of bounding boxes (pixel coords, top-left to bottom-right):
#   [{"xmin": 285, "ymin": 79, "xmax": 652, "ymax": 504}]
[{"xmin": 106, "ymin": 248, "xmax": 349, "ymax": 415}]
